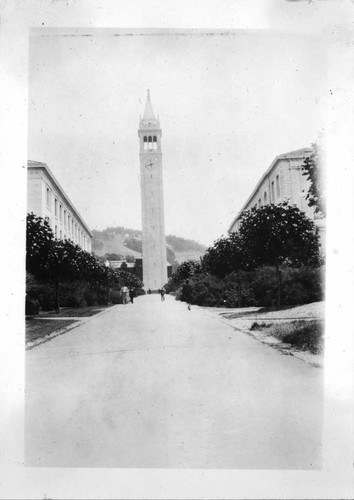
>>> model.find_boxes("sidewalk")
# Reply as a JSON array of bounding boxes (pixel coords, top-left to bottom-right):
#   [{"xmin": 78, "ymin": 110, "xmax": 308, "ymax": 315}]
[{"xmin": 26, "ymin": 304, "xmax": 115, "ymax": 349}]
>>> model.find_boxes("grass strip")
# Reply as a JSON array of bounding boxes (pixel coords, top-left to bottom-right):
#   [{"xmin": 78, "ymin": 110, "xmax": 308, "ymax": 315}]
[
  {"xmin": 249, "ymin": 319, "xmax": 324, "ymax": 354},
  {"xmin": 26, "ymin": 319, "xmax": 78, "ymax": 344}
]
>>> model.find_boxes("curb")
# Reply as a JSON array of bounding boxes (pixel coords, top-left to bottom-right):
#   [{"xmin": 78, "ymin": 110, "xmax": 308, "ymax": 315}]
[{"xmin": 26, "ymin": 305, "xmax": 117, "ymax": 350}]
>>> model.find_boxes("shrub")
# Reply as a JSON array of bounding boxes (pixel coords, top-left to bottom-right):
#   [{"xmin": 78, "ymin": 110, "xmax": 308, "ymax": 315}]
[
  {"xmin": 59, "ymin": 282, "xmax": 86, "ymax": 308},
  {"xmin": 26, "ymin": 274, "xmax": 56, "ymax": 311},
  {"xmin": 176, "ymin": 272, "xmax": 256, "ymax": 308},
  {"xmin": 110, "ymin": 290, "xmax": 123, "ymax": 304},
  {"xmin": 174, "ymin": 266, "xmax": 324, "ymax": 309},
  {"xmin": 83, "ymin": 287, "xmax": 100, "ymax": 306},
  {"xmin": 248, "ymin": 266, "xmax": 324, "ymax": 307},
  {"xmin": 250, "ymin": 322, "xmax": 273, "ymax": 331},
  {"xmin": 269, "ymin": 320, "xmax": 324, "ymax": 354},
  {"xmin": 25, "ymin": 297, "xmax": 40, "ymax": 315}
]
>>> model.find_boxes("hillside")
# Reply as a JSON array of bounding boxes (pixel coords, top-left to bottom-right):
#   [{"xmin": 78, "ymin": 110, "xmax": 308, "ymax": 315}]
[{"xmin": 92, "ymin": 226, "xmax": 206, "ymax": 264}]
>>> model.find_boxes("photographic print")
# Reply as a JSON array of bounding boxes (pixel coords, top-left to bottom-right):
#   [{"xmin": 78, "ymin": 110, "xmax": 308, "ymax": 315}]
[{"xmin": 25, "ymin": 27, "xmax": 327, "ymax": 469}]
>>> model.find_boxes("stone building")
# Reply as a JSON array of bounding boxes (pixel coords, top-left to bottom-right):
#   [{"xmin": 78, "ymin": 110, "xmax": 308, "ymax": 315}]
[
  {"xmin": 228, "ymin": 147, "xmax": 326, "ymax": 246},
  {"xmin": 138, "ymin": 91, "xmax": 168, "ymax": 291},
  {"xmin": 27, "ymin": 160, "xmax": 92, "ymax": 251}
]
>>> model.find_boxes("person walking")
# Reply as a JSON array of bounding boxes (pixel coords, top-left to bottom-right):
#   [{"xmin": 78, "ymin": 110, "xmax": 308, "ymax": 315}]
[
  {"xmin": 159, "ymin": 287, "xmax": 166, "ymax": 301},
  {"xmin": 121, "ymin": 285, "xmax": 129, "ymax": 304},
  {"xmin": 129, "ymin": 288, "xmax": 136, "ymax": 304},
  {"xmin": 182, "ymin": 279, "xmax": 192, "ymax": 310}
]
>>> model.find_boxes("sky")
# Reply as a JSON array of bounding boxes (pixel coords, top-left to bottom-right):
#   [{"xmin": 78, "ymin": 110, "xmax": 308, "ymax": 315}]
[{"xmin": 28, "ymin": 29, "xmax": 327, "ymax": 246}]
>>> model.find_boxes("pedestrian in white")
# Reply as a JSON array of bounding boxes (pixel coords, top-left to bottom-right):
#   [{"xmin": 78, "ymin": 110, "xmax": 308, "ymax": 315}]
[{"xmin": 121, "ymin": 286, "xmax": 129, "ymax": 304}]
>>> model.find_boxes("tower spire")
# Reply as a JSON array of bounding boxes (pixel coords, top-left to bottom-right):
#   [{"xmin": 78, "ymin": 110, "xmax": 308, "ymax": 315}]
[{"xmin": 142, "ymin": 89, "xmax": 157, "ymax": 121}]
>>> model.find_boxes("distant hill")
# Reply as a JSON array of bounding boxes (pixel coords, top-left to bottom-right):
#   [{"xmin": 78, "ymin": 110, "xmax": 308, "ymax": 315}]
[{"xmin": 91, "ymin": 226, "xmax": 206, "ymax": 264}]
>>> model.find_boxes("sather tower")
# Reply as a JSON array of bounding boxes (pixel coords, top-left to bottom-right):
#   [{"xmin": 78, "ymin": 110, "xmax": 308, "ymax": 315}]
[{"xmin": 138, "ymin": 90, "xmax": 168, "ymax": 291}]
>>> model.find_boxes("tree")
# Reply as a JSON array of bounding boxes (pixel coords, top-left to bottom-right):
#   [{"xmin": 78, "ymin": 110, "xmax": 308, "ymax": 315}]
[
  {"xmin": 238, "ymin": 202, "xmax": 321, "ymax": 305},
  {"xmin": 201, "ymin": 232, "xmax": 252, "ymax": 278},
  {"xmin": 26, "ymin": 213, "xmax": 54, "ymax": 276},
  {"xmin": 48, "ymin": 239, "xmax": 84, "ymax": 313},
  {"xmin": 125, "ymin": 255, "xmax": 136, "ymax": 263},
  {"xmin": 166, "ymin": 246, "xmax": 177, "ymax": 265},
  {"xmin": 26, "ymin": 213, "xmax": 144, "ymax": 312},
  {"xmin": 201, "ymin": 232, "xmax": 254, "ymax": 307},
  {"xmin": 166, "ymin": 259, "xmax": 202, "ymax": 291},
  {"xmin": 104, "ymin": 253, "xmax": 124, "ymax": 261},
  {"xmin": 113, "ymin": 270, "xmax": 143, "ymax": 290},
  {"xmin": 302, "ymin": 143, "xmax": 325, "ymax": 215}
]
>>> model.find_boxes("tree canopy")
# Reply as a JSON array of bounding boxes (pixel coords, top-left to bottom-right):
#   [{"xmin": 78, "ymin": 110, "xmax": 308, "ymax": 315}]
[
  {"xmin": 302, "ymin": 143, "xmax": 325, "ymax": 215},
  {"xmin": 201, "ymin": 232, "xmax": 252, "ymax": 277},
  {"xmin": 238, "ymin": 201, "xmax": 321, "ymax": 269},
  {"xmin": 26, "ymin": 213, "xmax": 54, "ymax": 277},
  {"xmin": 166, "ymin": 201, "xmax": 322, "ymax": 306},
  {"xmin": 26, "ymin": 213, "xmax": 144, "ymax": 311}
]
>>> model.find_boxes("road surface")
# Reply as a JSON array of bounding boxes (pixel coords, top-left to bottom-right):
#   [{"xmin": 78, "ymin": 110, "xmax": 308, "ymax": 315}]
[{"xmin": 26, "ymin": 295, "xmax": 323, "ymax": 469}]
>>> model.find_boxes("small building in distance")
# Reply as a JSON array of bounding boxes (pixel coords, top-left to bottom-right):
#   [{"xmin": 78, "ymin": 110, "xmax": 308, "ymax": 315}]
[
  {"xmin": 109, "ymin": 260, "xmax": 136, "ymax": 271},
  {"xmin": 228, "ymin": 147, "xmax": 326, "ymax": 246},
  {"xmin": 27, "ymin": 160, "xmax": 92, "ymax": 252},
  {"xmin": 108, "ymin": 258, "xmax": 172, "ymax": 286}
]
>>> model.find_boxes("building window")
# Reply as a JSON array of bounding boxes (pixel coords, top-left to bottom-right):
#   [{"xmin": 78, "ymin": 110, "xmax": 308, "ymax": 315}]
[
  {"xmin": 55, "ymin": 225, "xmax": 58, "ymax": 238},
  {"xmin": 72, "ymin": 220, "xmax": 74, "ymax": 234},
  {"xmin": 276, "ymin": 175, "xmax": 280, "ymax": 198},
  {"xmin": 59, "ymin": 204, "xmax": 62, "ymax": 222},
  {"xmin": 271, "ymin": 181, "xmax": 275, "ymax": 202},
  {"xmin": 60, "ymin": 230, "xmax": 62, "ymax": 239},
  {"xmin": 64, "ymin": 210, "xmax": 67, "ymax": 227},
  {"xmin": 54, "ymin": 198, "xmax": 58, "ymax": 217},
  {"xmin": 153, "ymin": 136, "xmax": 157, "ymax": 150},
  {"xmin": 46, "ymin": 188, "xmax": 51, "ymax": 208},
  {"xmin": 68, "ymin": 215, "xmax": 70, "ymax": 232},
  {"xmin": 258, "ymin": 198, "xmax": 262, "ymax": 207},
  {"xmin": 148, "ymin": 136, "xmax": 153, "ymax": 150},
  {"xmin": 264, "ymin": 191, "xmax": 267, "ymax": 204}
]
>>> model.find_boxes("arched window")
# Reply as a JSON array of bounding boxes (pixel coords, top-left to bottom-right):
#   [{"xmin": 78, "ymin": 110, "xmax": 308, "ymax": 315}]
[
  {"xmin": 264, "ymin": 191, "xmax": 267, "ymax": 204},
  {"xmin": 143, "ymin": 136, "xmax": 148, "ymax": 150},
  {"xmin": 153, "ymin": 136, "xmax": 157, "ymax": 150},
  {"xmin": 148, "ymin": 136, "xmax": 153, "ymax": 149}
]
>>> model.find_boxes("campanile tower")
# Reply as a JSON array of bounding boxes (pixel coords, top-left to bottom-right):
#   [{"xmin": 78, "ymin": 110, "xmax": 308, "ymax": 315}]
[{"xmin": 138, "ymin": 90, "xmax": 168, "ymax": 291}]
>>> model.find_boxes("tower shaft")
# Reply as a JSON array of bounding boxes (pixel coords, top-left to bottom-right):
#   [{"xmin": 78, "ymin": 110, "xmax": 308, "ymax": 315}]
[{"xmin": 138, "ymin": 92, "xmax": 168, "ymax": 291}]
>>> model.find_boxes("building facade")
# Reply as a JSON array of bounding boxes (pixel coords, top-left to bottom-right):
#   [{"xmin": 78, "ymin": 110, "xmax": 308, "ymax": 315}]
[
  {"xmin": 138, "ymin": 91, "xmax": 168, "ymax": 290},
  {"xmin": 228, "ymin": 147, "xmax": 326, "ymax": 246},
  {"xmin": 27, "ymin": 160, "xmax": 92, "ymax": 252}
]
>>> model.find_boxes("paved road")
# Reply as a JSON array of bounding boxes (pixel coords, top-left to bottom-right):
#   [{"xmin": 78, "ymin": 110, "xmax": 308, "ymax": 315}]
[{"xmin": 26, "ymin": 295, "xmax": 323, "ymax": 469}]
